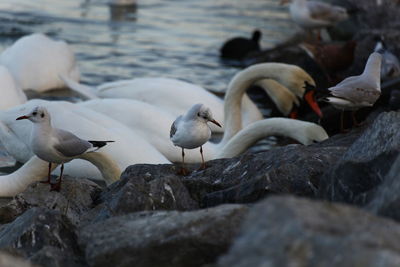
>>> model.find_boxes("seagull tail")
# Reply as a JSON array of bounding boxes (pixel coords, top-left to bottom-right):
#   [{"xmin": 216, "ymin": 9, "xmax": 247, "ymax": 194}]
[
  {"xmin": 59, "ymin": 74, "xmax": 99, "ymax": 100},
  {"xmin": 88, "ymin": 140, "xmax": 115, "ymax": 152}
]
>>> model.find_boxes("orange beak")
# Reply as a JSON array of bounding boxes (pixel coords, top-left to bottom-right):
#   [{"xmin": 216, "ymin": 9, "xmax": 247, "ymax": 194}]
[
  {"xmin": 210, "ymin": 119, "xmax": 222, "ymax": 128},
  {"xmin": 304, "ymin": 90, "xmax": 323, "ymax": 118},
  {"xmin": 16, "ymin": 115, "xmax": 29, "ymax": 120}
]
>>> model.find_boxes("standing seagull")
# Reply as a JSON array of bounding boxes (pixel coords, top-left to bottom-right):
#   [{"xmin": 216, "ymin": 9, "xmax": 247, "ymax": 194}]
[
  {"xmin": 170, "ymin": 104, "xmax": 221, "ymax": 175},
  {"xmin": 16, "ymin": 106, "xmax": 114, "ymax": 191},
  {"xmin": 324, "ymin": 52, "xmax": 382, "ymax": 131}
]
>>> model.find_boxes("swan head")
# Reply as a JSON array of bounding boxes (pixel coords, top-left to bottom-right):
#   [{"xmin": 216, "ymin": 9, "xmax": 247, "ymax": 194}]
[
  {"xmin": 302, "ymin": 81, "xmax": 323, "ymax": 118},
  {"xmin": 16, "ymin": 106, "xmax": 51, "ymax": 123},
  {"xmin": 187, "ymin": 103, "xmax": 222, "ymax": 127},
  {"xmin": 297, "ymin": 122, "xmax": 329, "ymax": 145}
]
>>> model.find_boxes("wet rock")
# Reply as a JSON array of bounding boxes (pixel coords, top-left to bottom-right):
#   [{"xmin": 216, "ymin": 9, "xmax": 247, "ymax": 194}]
[
  {"xmin": 81, "ymin": 174, "xmax": 198, "ymax": 225},
  {"xmin": 0, "ymin": 176, "xmax": 102, "ymax": 225},
  {"xmin": 79, "ymin": 204, "xmax": 248, "ymax": 267},
  {"xmin": 217, "ymin": 195, "xmax": 400, "ymax": 267},
  {"xmin": 0, "ymin": 207, "xmax": 85, "ymax": 267},
  {"xmin": 319, "ymin": 111, "xmax": 400, "ymax": 205}
]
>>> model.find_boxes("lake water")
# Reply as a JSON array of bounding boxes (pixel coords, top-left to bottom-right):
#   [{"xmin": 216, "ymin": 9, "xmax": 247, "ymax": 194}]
[{"xmin": 0, "ymin": 0, "xmax": 295, "ymax": 170}]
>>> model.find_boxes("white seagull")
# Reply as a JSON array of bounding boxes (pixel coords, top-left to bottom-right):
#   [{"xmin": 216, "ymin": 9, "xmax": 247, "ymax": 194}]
[
  {"xmin": 16, "ymin": 106, "xmax": 114, "ymax": 191},
  {"xmin": 170, "ymin": 104, "xmax": 221, "ymax": 174},
  {"xmin": 324, "ymin": 52, "xmax": 382, "ymax": 130}
]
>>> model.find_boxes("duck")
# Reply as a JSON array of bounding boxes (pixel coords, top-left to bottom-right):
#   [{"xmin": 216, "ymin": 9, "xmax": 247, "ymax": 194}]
[
  {"xmin": 0, "ymin": 99, "xmax": 170, "ymax": 180},
  {"xmin": 0, "ymin": 33, "xmax": 80, "ymax": 92},
  {"xmin": 220, "ymin": 30, "xmax": 262, "ymax": 60},
  {"xmin": 0, "ymin": 152, "xmax": 121, "ymax": 197},
  {"xmin": 280, "ymin": 0, "xmax": 348, "ymax": 39},
  {"xmin": 0, "ymin": 66, "xmax": 27, "ymax": 110},
  {"xmin": 324, "ymin": 52, "xmax": 382, "ymax": 130},
  {"xmin": 79, "ymin": 63, "xmax": 327, "ymax": 163},
  {"xmin": 373, "ymin": 36, "xmax": 400, "ymax": 81},
  {"xmin": 61, "ymin": 63, "xmax": 322, "ymax": 133}
]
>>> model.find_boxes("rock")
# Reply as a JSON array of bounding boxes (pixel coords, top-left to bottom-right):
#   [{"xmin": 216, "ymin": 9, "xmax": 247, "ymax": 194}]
[
  {"xmin": 0, "ymin": 176, "xmax": 102, "ymax": 225},
  {"xmin": 319, "ymin": 111, "xmax": 400, "ymax": 205},
  {"xmin": 79, "ymin": 204, "xmax": 248, "ymax": 267},
  {"xmin": 217, "ymin": 195, "xmax": 400, "ymax": 267},
  {"xmin": 0, "ymin": 207, "xmax": 85, "ymax": 267},
  {"xmin": 81, "ymin": 174, "xmax": 198, "ymax": 225},
  {"xmin": 0, "ymin": 251, "xmax": 37, "ymax": 267}
]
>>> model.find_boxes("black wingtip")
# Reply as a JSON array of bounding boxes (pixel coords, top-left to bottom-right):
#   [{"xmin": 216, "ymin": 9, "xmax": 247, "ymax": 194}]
[{"xmin": 88, "ymin": 140, "xmax": 115, "ymax": 149}]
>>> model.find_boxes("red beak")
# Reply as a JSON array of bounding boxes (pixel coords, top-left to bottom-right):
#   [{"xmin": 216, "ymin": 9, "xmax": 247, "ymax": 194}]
[
  {"xmin": 210, "ymin": 119, "xmax": 222, "ymax": 128},
  {"xmin": 16, "ymin": 115, "xmax": 29, "ymax": 120},
  {"xmin": 304, "ymin": 91, "xmax": 323, "ymax": 118}
]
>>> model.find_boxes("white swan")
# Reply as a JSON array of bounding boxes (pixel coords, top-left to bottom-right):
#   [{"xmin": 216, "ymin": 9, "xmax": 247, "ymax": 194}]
[
  {"xmin": 80, "ymin": 63, "xmax": 326, "ymax": 163},
  {"xmin": 0, "ymin": 99, "xmax": 170, "ymax": 180},
  {"xmin": 0, "ymin": 33, "xmax": 80, "ymax": 92},
  {"xmin": 0, "ymin": 152, "xmax": 121, "ymax": 197},
  {"xmin": 0, "ymin": 66, "xmax": 27, "ymax": 110}
]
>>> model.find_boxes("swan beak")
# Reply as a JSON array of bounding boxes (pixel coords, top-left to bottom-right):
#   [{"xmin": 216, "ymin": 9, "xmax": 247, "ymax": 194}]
[
  {"xmin": 210, "ymin": 119, "xmax": 222, "ymax": 128},
  {"xmin": 304, "ymin": 91, "xmax": 323, "ymax": 118},
  {"xmin": 16, "ymin": 115, "xmax": 30, "ymax": 120},
  {"xmin": 279, "ymin": 0, "xmax": 290, "ymax": 5}
]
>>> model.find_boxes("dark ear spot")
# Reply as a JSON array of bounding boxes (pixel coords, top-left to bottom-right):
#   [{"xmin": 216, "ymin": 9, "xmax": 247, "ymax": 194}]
[
  {"xmin": 32, "ymin": 112, "xmax": 37, "ymax": 116},
  {"xmin": 197, "ymin": 112, "xmax": 200, "ymax": 116},
  {"xmin": 41, "ymin": 113, "xmax": 44, "ymax": 118}
]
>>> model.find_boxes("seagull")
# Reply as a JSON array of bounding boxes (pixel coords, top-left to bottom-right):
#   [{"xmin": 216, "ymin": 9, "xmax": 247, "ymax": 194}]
[
  {"xmin": 324, "ymin": 52, "xmax": 382, "ymax": 130},
  {"xmin": 16, "ymin": 106, "xmax": 114, "ymax": 191},
  {"xmin": 170, "ymin": 104, "xmax": 221, "ymax": 175},
  {"xmin": 280, "ymin": 0, "xmax": 348, "ymax": 39},
  {"xmin": 374, "ymin": 36, "xmax": 400, "ymax": 81}
]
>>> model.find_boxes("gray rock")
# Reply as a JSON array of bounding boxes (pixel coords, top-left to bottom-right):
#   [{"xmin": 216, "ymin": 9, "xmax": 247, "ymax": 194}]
[
  {"xmin": 218, "ymin": 195, "xmax": 400, "ymax": 267},
  {"xmin": 0, "ymin": 176, "xmax": 102, "ymax": 226},
  {"xmin": 79, "ymin": 204, "xmax": 248, "ymax": 267},
  {"xmin": 319, "ymin": 111, "xmax": 400, "ymax": 204},
  {"xmin": 81, "ymin": 174, "xmax": 198, "ymax": 225},
  {"xmin": 0, "ymin": 207, "xmax": 85, "ymax": 267}
]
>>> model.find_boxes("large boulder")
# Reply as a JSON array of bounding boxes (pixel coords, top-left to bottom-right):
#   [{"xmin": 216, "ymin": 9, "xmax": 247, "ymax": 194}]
[
  {"xmin": 319, "ymin": 111, "xmax": 400, "ymax": 205},
  {"xmin": 217, "ymin": 195, "xmax": 400, "ymax": 267},
  {"xmin": 79, "ymin": 204, "xmax": 248, "ymax": 267},
  {"xmin": 0, "ymin": 207, "xmax": 85, "ymax": 267},
  {"xmin": 0, "ymin": 176, "xmax": 102, "ymax": 225}
]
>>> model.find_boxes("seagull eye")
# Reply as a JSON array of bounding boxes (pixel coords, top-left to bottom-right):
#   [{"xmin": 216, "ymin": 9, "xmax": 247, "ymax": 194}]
[
  {"xmin": 32, "ymin": 112, "xmax": 37, "ymax": 116},
  {"xmin": 41, "ymin": 113, "xmax": 44, "ymax": 118}
]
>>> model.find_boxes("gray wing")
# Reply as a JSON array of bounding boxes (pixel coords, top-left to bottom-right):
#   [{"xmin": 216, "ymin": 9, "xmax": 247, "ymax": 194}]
[
  {"xmin": 308, "ymin": 1, "xmax": 347, "ymax": 21},
  {"xmin": 170, "ymin": 116, "xmax": 181, "ymax": 138},
  {"xmin": 329, "ymin": 76, "xmax": 380, "ymax": 104},
  {"xmin": 53, "ymin": 129, "xmax": 92, "ymax": 157}
]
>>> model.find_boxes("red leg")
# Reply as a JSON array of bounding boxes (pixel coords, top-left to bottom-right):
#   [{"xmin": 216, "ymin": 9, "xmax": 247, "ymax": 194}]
[
  {"xmin": 177, "ymin": 148, "xmax": 188, "ymax": 175},
  {"xmin": 41, "ymin": 162, "xmax": 52, "ymax": 184},
  {"xmin": 50, "ymin": 164, "xmax": 63, "ymax": 192},
  {"xmin": 200, "ymin": 146, "xmax": 206, "ymax": 169}
]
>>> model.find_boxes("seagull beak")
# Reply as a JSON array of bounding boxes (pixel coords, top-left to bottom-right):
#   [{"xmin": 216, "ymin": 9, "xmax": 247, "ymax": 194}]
[
  {"xmin": 304, "ymin": 90, "xmax": 323, "ymax": 118},
  {"xmin": 16, "ymin": 115, "xmax": 30, "ymax": 120},
  {"xmin": 209, "ymin": 119, "xmax": 222, "ymax": 128}
]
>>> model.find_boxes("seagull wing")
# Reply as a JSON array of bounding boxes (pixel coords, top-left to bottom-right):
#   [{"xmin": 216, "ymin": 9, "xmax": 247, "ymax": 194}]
[
  {"xmin": 170, "ymin": 116, "xmax": 182, "ymax": 139},
  {"xmin": 53, "ymin": 129, "xmax": 92, "ymax": 157},
  {"xmin": 308, "ymin": 1, "xmax": 347, "ymax": 22}
]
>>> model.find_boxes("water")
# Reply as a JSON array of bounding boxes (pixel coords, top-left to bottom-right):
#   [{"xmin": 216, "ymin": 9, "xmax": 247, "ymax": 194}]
[{"xmin": 0, "ymin": 0, "xmax": 294, "ymax": 91}]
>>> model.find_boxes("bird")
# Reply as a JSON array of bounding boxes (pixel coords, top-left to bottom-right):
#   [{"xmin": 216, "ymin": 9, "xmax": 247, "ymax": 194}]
[
  {"xmin": 170, "ymin": 104, "xmax": 221, "ymax": 175},
  {"xmin": 0, "ymin": 66, "xmax": 27, "ymax": 110},
  {"xmin": 220, "ymin": 30, "xmax": 262, "ymax": 60},
  {"xmin": 61, "ymin": 63, "xmax": 321, "ymax": 133},
  {"xmin": 373, "ymin": 36, "xmax": 400, "ymax": 81},
  {"xmin": 16, "ymin": 106, "xmax": 115, "ymax": 191},
  {"xmin": 0, "ymin": 33, "xmax": 80, "ymax": 92},
  {"xmin": 0, "ymin": 99, "xmax": 170, "ymax": 180},
  {"xmin": 280, "ymin": 0, "xmax": 348, "ymax": 39},
  {"xmin": 324, "ymin": 52, "xmax": 382, "ymax": 131}
]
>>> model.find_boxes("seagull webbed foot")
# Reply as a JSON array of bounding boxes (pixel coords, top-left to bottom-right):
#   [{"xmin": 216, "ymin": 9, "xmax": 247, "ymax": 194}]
[{"xmin": 177, "ymin": 167, "xmax": 190, "ymax": 176}]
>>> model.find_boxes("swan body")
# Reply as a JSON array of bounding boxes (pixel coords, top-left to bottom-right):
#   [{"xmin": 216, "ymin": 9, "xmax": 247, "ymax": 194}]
[
  {"xmin": 0, "ymin": 152, "xmax": 121, "ymax": 197},
  {"xmin": 0, "ymin": 99, "xmax": 169, "ymax": 179},
  {"xmin": 0, "ymin": 66, "xmax": 27, "ymax": 110},
  {"xmin": 60, "ymin": 76, "xmax": 262, "ymax": 133},
  {"xmin": 0, "ymin": 33, "xmax": 80, "ymax": 92}
]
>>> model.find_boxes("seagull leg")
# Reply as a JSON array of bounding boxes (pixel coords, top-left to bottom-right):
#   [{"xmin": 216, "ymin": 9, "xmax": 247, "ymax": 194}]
[
  {"xmin": 199, "ymin": 146, "xmax": 206, "ymax": 170},
  {"xmin": 50, "ymin": 163, "xmax": 63, "ymax": 192},
  {"xmin": 340, "ymin": 110, "xmax": 349, "ymax": 133},
  {"xmin": 351, "ymin": 111, "xmax": 362, "ymax": 127},
  {"xmin": 178, "ymin": 148, "xmax": 188, "ymax": 175},
  {"xmin": 41, "ymin": 162, "xmax": 52, "ymax": 184}
]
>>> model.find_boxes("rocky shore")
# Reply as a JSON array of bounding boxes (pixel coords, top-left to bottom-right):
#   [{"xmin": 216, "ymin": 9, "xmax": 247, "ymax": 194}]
[{"xmin": 1, "ymin": 0, "xmax": 400, "ymax": 266}]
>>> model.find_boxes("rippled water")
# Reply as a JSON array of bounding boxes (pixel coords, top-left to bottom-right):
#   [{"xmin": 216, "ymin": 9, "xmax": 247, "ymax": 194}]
[{"xmin": 0, "ymin": 0, "xmax": 294, "ymax": 90}]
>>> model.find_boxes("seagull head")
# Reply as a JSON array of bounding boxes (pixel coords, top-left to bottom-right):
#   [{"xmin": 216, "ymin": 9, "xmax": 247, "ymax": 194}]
[
  {"xmin": 16, "ymin": 106, "xmax": 50, "ymax": 123},
  {"xmin": 190, "ymin": 103, "xmax": 222, "ymax": 128}
]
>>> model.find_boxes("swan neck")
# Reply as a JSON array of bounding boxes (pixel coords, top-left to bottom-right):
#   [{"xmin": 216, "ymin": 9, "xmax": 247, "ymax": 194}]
[{"xmin": 78, "ymin": 152, "xmax": 121, "ymax": 184}]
